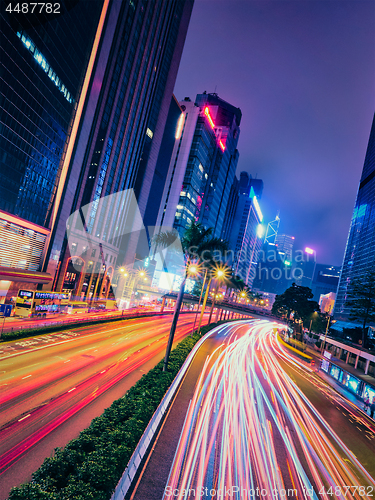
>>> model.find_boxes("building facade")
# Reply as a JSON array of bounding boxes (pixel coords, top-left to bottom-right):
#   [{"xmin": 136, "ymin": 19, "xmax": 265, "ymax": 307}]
[
  {"xmin": 221, "ymin": 175, "xmax": 239, "ymax": 244},
  {"xmin": 157, "ymin": 92, "xmax": 241, "ymax": 239},
  {"xmin": 43, "ymin": 0, "xmax": 194, "ymax": 302},
  {"xmin": 0, "ymin": 0, "xmax": 104, "ymax": 301},
  {"xmin": 311, "ymin": 264, "xmax": 340, "ymax": 303},
  {"xmin": 228, "ymin": 173, "xmax": 264, "ymax": 286},
  {"xmin": 275, "ymin": 234, "xmax": 295, "ymax": 262},
  {"xmin": 335, "ymin": 113, "xmax": 375, "ymax": 318}
]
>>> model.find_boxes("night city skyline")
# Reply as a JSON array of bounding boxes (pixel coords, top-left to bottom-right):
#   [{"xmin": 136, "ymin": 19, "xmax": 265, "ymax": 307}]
[{"xmin": 174, "ymin": 0, "xmax": 375, "ymax": 266}]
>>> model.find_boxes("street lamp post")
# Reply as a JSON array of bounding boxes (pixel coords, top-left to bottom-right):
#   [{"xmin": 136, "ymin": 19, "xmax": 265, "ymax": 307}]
[
  {"xmin": 163, "ymin": 263, "xmax": 198, "ymax": 372},
  {"xmin": 192, "ymin": 267, "xmax": 208, "ymax": 335},
  {"xmin": 197, "ymin": 267, "xmax": 228, "ymax": 335},
  {"xmin": 321, "ymin": 307, "xmax": 332, "ymax": 354}
]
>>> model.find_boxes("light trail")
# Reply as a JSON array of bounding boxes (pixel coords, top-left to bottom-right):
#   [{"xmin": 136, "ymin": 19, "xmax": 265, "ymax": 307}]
[
  {"xmin": 164, "ymin": 320, "xmax": 375, "ymax": 500},
  {"xmin": 0, "ymin": 313, "xmax": 209, "ymax": 479}
]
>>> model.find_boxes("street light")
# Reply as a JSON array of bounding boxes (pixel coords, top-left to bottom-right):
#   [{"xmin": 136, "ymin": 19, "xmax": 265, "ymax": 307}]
[
  {"xmin": 191, "ymin": 265, "xmax": 207, "ymax": 335},
  {"xmin": 321, "ymin": 307, "xmax": 332, "ymax": 354},
  {"xmin": 197, "ymin": 265, "xmax": 230, "ymax": 334},
  {"xmin": 162, "ymin": 261, "xmax": 202, "ymax": 372}
]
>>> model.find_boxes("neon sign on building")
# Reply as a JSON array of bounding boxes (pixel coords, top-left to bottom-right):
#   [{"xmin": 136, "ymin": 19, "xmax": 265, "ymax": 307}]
[
  {"xmin": 252, "ymin": 196, "xmax": 263, "ymax": 222},
  {"xmin": 204, "ymin": 106, "xmax": 226, "ymax": 152}
]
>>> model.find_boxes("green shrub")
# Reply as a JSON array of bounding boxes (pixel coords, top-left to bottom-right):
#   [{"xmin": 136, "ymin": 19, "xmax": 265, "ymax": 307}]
[{"xmin": 9, "ymin": 321, "xmax": 232, "ymax": 499}]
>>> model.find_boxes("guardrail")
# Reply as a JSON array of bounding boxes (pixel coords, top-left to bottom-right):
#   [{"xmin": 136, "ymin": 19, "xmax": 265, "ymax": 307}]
[{"xmin": 110, "ymin": 322, "xmax": 231, "ymax": 500}]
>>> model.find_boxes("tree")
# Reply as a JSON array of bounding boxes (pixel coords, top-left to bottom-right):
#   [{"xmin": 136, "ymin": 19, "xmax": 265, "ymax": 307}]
[
  {"xmin": 347, "ymin": 269, "xmax": 375, "ymax": 347},
  {"xmin": 272, "ymin": 283, "xmax": 320, "ymax": 324},
  {"xmin": 305, "ymin": 311, "xmax": 328, "ymax": 335},
  {"xmin": 226, "ymin": 274, "xmax": 245, "ymax": 301},
  {"xmin": 153, "ymin": 222, "xmax": 228, "ymax": 371}
]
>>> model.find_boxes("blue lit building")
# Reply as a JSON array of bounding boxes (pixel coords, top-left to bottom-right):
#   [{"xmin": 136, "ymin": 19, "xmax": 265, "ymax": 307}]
[
  {"xmin": 334, "ymin": 113, "xmax": 375, "ymax": 319},
  {"xmin": 228, "ymin": 172, "xmax": 264, "ymax": 286},
  {"xmin": 0, "ymin": 0, "xmax": 103, "ymax": 300},
  {"xmin": 157, "ymin": 92, "xmax": 241, "ymax": 239}
]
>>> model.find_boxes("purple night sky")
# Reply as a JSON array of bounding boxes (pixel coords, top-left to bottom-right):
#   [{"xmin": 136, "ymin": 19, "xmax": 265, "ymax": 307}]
[{"xmin": 173, "ymin": 0, "xmax": 375, "ymax": 267}]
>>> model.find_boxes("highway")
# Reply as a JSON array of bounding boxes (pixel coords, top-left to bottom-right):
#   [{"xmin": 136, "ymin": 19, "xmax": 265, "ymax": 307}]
[
  {"xmin": 131, "ymin": 320, "xmax": 375, "ymax": 500},
  {"xmin": 0, "ymin": 306, "xmax": 175, "ymax": 334},
  {"xmin": 0, "ymin": 312, "xmax": 207, "ymax": 498}
]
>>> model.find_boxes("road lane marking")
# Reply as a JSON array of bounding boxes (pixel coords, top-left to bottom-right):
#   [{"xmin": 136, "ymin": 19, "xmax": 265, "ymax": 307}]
[
  {"xmin": 0, "ymin": 315, "xmax": 197, "ymax": 364},
  {"xmin": 18, "ymin": 414, "xmax": 31, "ymax": 422},
  {"xmin": 22, "ymin": 375, "xmax": 31, "ymax": 379}
]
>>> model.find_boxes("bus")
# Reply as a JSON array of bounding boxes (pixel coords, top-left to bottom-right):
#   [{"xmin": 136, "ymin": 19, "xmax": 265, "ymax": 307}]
[
  {"xmin": 14, "ymin": 290, "xmax": 69, "ymax": 318},
  {"xmin": 92, "ymin": 299, "xmax": 118, "ymax": 311},
  {"xmin": 67, "ymin": 301, "xmax": 89, "ymax": 314}
]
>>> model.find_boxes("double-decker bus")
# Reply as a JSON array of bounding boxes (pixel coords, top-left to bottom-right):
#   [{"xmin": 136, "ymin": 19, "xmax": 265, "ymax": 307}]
[{"xmin": 14, "ymin": 290, "xmax": 69, "ymax": 318}]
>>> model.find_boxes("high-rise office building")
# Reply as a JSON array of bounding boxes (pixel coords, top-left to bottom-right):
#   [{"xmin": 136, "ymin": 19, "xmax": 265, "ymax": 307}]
[
  {"xmin": 264, "ymin": 212, "xmax": 280, "ymax": 244},
  {"xmin": 221, "ymin": 175, "xmax": 239, "ymax": 244},
  {"xmin": 229, "ymin": 175, "xmax": 264, "ymax": 286},
  {"xmin": 43, "ymin": 0, "xmax": 194, "ymax": 300},
  {"xmin": 0, "ymin": 0, "xmax": 104, "ymax": 301},
  {"xmin": 275, "ymin": 234, "xmax": 295, "ymax": 261},
  {"xmin": 334, "ymin": 113, "xmax": 375, "ymax": 318},
  {"xmin": 252, "ymin": 241, "xmax": 291, "ymax": 295},
  {"xmin": 142, "ymin": 95, "xmax": 184, "ymax": 229},
  {"xmin": 311, "ymin": 264, "xmax": 340, "ymax": 303},
  {"xmin": 157, "ymin": 92, "xmax": 241, "ymax": 239}
]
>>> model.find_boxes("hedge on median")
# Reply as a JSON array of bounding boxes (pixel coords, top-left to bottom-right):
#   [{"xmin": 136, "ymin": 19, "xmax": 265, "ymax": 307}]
[{"xmin": 8, "ymin": 320, "xmax": 232, "ymax": 500}]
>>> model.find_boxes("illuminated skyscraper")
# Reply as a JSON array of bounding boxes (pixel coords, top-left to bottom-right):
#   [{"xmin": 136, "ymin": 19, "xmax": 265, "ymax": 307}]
[
  {"xmin": 228, "ymin": 172, "xmax": 264, "ymax": 286},
  {"xmin": 264, "ymin": 212, "xmax": 280, "ymax": 244},
  {"xmin": 0, "ymin": 0, "xmax": 104, "ymax": 300},
  {"xmin": 43, "ymin": 0, "xmax": 194, "ymax": 299},
  {"xmin": 275, "ymin": 234, "xmax": 295, "ymax": 261},
  {"xmin": 157, "ymin": 92, "xmax": 241, "ymax": 239},
  {"xmin": 334, "ymin": 113, "xmax": 375, "ymax": 318}
]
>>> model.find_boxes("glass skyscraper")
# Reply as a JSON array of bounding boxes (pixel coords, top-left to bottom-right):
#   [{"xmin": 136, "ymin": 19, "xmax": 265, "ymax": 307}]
[
  {"xmin": 1, "ymin": 1, "xmax": 103, "ymax": 226},
  {"xmin": 228, "ymin": 174, "xmax": 264, "ymax": 286},
  {"xmin": 157, "ymin": 92, "xmax": 241, "ymax": 239},
  {"xmin": 334, "ymin": 113, "xmax": 375, "ymax": 318},
  {"xmin": 43, "ymin": 0, "xmax": 194, "ymax": 299},
  {"xmin": 0, "ymin": 0, "xmax": 104, "ymax": 300}
]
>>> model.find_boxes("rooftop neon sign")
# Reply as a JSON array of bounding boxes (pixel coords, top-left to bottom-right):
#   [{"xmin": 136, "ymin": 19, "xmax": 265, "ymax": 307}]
[
  {"xmin": 175, "ymin": 113, "xmax": 184, "ymax": 139},
  {"xmin": 204, "ymin": 106, "xmax": 226, "ymax": 152},
  {"xmin": 252, "ymin": 196, "xmax": 263, "ymax": 222},
  {"xmin": 204, "ymin": 107, "xmax": 215, "ymax": 129}
]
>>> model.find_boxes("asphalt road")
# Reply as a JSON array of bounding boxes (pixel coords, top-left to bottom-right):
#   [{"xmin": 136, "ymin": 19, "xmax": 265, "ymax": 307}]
[
  {"xmin": 0, "ymin": 312, "xmax": 208, "ymax": 499},
  {"xmin": 0, "ymin": 307, "xmax": 176, "ymax": 334},
  {"xmin": 131, "ymin": 319, "xmax": 375, "ymax": 500}
]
